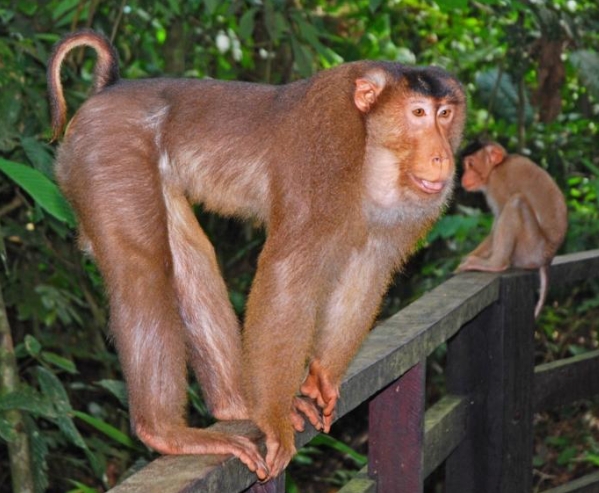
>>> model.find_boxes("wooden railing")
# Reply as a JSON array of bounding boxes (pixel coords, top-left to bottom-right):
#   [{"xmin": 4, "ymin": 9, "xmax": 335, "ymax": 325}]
[{"xmin": 109, "ymin": 249, "xmax": 599, "ymax": 493}]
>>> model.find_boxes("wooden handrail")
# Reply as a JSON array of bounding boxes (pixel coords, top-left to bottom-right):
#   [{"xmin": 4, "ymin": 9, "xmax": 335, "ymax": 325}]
[{"xmin": 109, "ymin": 249, "xmax": 599, "ymax": 493}]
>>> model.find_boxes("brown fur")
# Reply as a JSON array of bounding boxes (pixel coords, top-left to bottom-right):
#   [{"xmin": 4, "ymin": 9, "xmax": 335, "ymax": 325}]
[
  {"xmin": 457, "ymin": 141, "xmax": 568, "ymax": 318},
  {"xmin": 48, "ymin": 30, "xmax": 466, "ymax": 478}
]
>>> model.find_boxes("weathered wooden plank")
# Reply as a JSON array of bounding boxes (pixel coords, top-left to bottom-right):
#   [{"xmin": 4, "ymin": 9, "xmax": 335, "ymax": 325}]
[
  {"xmin": 368, "ymin": 362, "xmax": 426, "ymax": 493},
  {"xmin": 423, "ymin": 395, "xmax": 468, "ymax": 478},
  {"xmin": 109, "ymin": 421, "xmax": 265, "ymax": 493},
  {"xmin": 109, "ymin": 454, "xmax": 251, "ymax": 493},
  {"xmin": 108, "ymin": 272, "xmax": 500, "ymax": 493},
  {"xmin": 339, "ymin": 272, "xmax": 500, "ymax": 417},
  {"xmin": 541, "ymin": 472, "xmax": 599, "ymax": 493},
  {"xmin": 542, "ymin": 250, "xmax": 599, "ymax": 315},
  {"xmin": 108, "ymin": 250, "xmax": 599, "ymax": 493},
  {"xmin": 534, "ymin": 350, "xmax": 599, "ymax": 412},
  {"xmin": 550, "ymin": 249, "xmax": 599, "ymax": 286}
]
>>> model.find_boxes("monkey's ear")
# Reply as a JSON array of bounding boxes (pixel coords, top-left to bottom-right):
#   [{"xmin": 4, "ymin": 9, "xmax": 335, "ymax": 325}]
[
  {"xmin": 354, "ymin": 71, "xmax": 386, "ymax": 113},
  {"xmin": 486, "ymin": 143, "xmax": 507, "ymax": 167}
]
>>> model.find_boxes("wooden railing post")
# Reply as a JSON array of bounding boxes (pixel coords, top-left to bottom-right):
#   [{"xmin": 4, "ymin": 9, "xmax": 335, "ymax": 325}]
[
  {"xmin": 368, "ymin": 361, "xmax": 426, "ymax": 493},
  {"xmin": 445, "ymin": 272, "xmax": 535, "ymax": 493}
]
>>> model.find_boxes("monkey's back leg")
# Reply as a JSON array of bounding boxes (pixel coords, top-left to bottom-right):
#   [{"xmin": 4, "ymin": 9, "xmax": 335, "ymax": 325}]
[
  {"xmin": 495, "ymin": 194, "xmax": 548, "ymax": 269},
  {"xmin": 54, "ymin": 132, "xmax": 267, "ymax": 477},
  {"xmin": 160, "ymin": 170, "xmax": 249, "ymax": 421}
]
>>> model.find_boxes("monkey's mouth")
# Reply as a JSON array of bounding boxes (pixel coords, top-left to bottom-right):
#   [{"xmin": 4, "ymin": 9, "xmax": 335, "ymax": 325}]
[{"xmin": 410, "ymin": 175, "xmax": 446, "ymax": 194}]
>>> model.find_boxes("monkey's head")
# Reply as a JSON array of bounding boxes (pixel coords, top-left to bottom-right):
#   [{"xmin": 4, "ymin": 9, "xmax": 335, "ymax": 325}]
[
  {"xmin": 460, "ymin": 141, "xmax": 507, "ymax": 192},
  {"xmin": 355, "ymin": 63, "xmax": 466, "ymax": 222}
]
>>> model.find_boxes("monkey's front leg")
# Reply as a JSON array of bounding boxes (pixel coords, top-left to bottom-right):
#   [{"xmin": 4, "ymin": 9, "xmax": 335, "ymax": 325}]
[
  {"xmin": 300, "ymin": 240, "xmax": 394, "ymax": 432},
  {"xmin": 243, "ymin": 241, "xmax": 324, "ymax": 478}
]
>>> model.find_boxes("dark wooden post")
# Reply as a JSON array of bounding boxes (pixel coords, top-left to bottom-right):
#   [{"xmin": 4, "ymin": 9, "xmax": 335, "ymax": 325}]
[
  {"xmin": 445, "ymin": 272, "xmax": 535, "ymax": 493},
  {"xmin": 368, "ymin": 361, "xmax": 426, "ymax": 493}
]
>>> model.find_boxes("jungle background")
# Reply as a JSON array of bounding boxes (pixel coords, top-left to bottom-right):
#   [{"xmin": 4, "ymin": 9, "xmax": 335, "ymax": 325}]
[{"xmin": 0, "ymin": 0, "xmax": 598, "ymax": 492}]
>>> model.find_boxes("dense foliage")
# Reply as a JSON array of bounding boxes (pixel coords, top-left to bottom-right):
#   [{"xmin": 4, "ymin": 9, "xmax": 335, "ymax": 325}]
[{"xmin": 0, "ymin": 1, "xmax": 597, "ymax": 492}]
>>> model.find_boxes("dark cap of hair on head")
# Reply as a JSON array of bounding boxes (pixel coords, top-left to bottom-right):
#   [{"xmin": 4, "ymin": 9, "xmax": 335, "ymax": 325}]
[{"xmin": 459, "ymin": 139, "xmax": 492, "ymax": 161}]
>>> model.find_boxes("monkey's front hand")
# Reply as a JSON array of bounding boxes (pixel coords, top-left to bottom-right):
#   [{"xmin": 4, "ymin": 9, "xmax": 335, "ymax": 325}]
[
  {"xmin": 299, "ymin": 359, "xmax": 339, "ymax": 433},
  {"xmin": 291, "ymin": 396, "xmax": 325, "ymax": 432}
]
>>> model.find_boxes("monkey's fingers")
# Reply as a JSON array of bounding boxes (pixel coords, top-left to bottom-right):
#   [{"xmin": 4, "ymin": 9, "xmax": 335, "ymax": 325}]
[
  {"xmin": 227, "ymin": 435, "xmax": 270, "ymax": 481},
  {"xmin": 300, "ymin": 360, "xmax": 330, "ymax": 409},
  {"xmin": 265, "ymin": 435, "xmax": 295, "ymax": 479},
  {"xmin": 303, "ymin": 362, "xmax": 339, "ymax": 411},
  {"xmin": 321, "ymin": 408, "xmax": 336, "ymax": 434},
  {"xmin": 292, "ymin": 396, "xmax": 324, "ymax": 432}
]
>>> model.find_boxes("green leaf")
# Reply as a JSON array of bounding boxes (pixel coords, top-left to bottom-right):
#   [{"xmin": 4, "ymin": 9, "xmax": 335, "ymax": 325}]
[
  {"xmin": 291, "ymin": 35, "xmax": 313, "ymax": 78},
  {"xmin": 20, "ymin": 137, "xmax": 55, "ymax": 179},
  {"xmin": 96, "ymin": 379, "xmax": 129, "ymax": 408},
  {"xmin": 57, "ymin": 414, "xmax": 88, "ymax": 449},
  {"xmin": 204, "ymin": 0, "xmax": 221, "ymax": 15},
  {"xmin": 52, "ymin": 0, "xmax": 79, "ymax": 21},
  {"xmin": 25, "ymin": 416, "xmax": 49, "ymax": 492},
  {"xmin": 475, "ymin": 68, "xmax": 533, "ymax": 125},
  {"xmin": 0, "ymin": 388, "xmax": 56, "ymax": 417},
  {"xmin": 36, "ymin": 367, "xmax": 71, "ymax": 414},
  {"xmin": 0, "ymin": 417, "xmax": 17, "ymax": 441},
  {"xmin": 584, "ymin": 452, "xmax": 599, "ymax": 467},
  {"xmin": 73, "ymin": 410, "xmax": 137, "ymax": 449},
  {"xmin": 67, "ymin": 480, "xmax": 99, "ymax": 493},
  {"xmin": 556, "ymin": 446, "xmax": 578, "ymax": 466},
  {"xmin": 17, "ymin": 0, "xmax": 38, "ymax": 15},
  {"xmin": 41, "ymin": 351, "xmax": 78, "ymax": 374},
  {"xmin": 238, "ymin": 8, "xmax": 257, "ymax": 41},
  {"xmin": 24, "ymin": 334, "xmax": 42, "ymax": 356},
  {"xmin": 369, "ymin": 0, "xmax": 384, "ymax": 12},
  {"xmin": 0, "ymin": 158, "xmax": 76, "ymax": 226},
  {"xmin": 309, "ymin": 434, "xmax": 367, "ymax": 467},
  {"xmin": 434, "ymin": 0, "xmax": 468, "ymax": 11},
  {"xmin": 570, "ymin": 49, "xmax": 599, "ymax": 101}
]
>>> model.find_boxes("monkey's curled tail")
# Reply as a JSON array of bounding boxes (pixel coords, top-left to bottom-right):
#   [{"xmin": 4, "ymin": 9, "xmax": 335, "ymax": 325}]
[
  {"xmin": 47, "ymin": 29, "xmax": 120, "ymax": 141},
  {"xmin": 535, "ymin": 265, "xmax": 549, "ymax": 319}
]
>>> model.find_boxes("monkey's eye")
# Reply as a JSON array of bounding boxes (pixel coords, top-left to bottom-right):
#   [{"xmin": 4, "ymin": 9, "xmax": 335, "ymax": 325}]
[
  {"xmin": 439, "ymin": 108, "xmax": 452, "ymax": 118},
  {"xmin": 412, "ymin": 108, "xmax": 426, "ymax": 117}
]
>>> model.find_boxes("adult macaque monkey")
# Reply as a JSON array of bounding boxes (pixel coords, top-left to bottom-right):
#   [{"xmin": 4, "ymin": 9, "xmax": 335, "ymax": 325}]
[
  {"xmin": 48, "ymin": 29, "xmax": 466, "ymax": 479},
  {"xmin": 456, "ymin": 140, "xmax": 567, "ymax": 317}
]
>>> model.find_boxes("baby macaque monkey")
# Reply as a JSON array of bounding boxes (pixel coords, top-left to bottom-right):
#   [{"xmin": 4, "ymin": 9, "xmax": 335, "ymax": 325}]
[{"xmin": 456, "ymin": 140, "xmax": 567, "ymax": 317}]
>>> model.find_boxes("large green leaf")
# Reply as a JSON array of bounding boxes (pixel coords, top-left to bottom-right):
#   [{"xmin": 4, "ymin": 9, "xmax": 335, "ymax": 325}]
[
  {"xmin": 0, "ymin": 157, "xmax": 76, "ymax": 226},
  {"xmin": 73, "ymin": 410, "xmax": 138, "ymax": 449},
  {"xmin": 0, "ymin": 387, "xmax": 57, "ymax": 418},
  {"xmin": 475, "ymin": 68, "xmax": 534, "ymax": 125},
  {"xmin": 0, "ymin": 416, "xmax": 16, "ymax": 441},
  {"xmin": 96, "ymin": 379, "xmax": 128, "ymax": 408}
]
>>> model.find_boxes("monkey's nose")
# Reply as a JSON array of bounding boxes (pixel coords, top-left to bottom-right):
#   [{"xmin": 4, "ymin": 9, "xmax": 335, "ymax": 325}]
[{"xmin": 432, "ymin": 155, "xmax": 449, "ymax": 166}]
